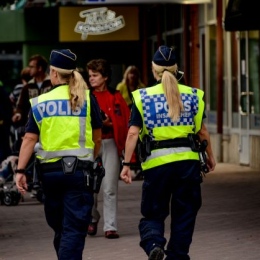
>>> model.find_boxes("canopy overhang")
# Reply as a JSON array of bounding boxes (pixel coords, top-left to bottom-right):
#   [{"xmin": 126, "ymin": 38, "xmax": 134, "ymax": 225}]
[
  {"xmin": 81, "ymin": 0, "xmax": 211, "ymax": 4},
  {"xmin": 224, "ymin": 0, "xmax": 260, "ymax": 31}
]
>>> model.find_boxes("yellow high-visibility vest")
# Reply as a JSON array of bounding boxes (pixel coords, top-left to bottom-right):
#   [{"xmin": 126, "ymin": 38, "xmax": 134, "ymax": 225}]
[
  {"xmin": 132, "ymin": 83, "xmax": 205, "ymax": 171},
  {"xmin": 30, "ymin": 85, "xmax": 94, "ymax": 163}
]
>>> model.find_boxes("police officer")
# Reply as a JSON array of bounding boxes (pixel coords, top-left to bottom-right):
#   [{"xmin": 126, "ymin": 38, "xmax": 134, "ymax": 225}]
[
  {"xmin": 15, "ymin": 49, "xmax": 102, "ymax": 260},
  {"xmin": 120, "ymin": 45, "xmax": 216, "ymax": 260}
]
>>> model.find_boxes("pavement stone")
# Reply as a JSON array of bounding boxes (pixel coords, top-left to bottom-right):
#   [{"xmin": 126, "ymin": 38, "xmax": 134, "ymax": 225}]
[{"xmin": 0, "ymin": 163, "xmax": 259, "ymax": 260}]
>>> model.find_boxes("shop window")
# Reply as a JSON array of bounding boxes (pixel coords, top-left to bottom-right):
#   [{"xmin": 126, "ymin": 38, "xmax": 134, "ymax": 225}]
[
  {"xmin": 248, "ymin": 31, "xmax": 260, "ymax": 114},
  {"xmin": 230, "ymin": 33, "xmax": 239, "ymax": 113},
  {"xmin": 145, "ymin": 4, "xmax": 182, "ymax": 38}
]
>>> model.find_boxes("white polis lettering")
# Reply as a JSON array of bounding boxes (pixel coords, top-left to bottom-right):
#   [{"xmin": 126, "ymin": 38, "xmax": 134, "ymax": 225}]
[
  {"xmin": 155, "ymin": 101, "xmax": 168, "ymax": 119},
  {"xmin": 155, "ymin": 100, "xmax": 192, "ymax": 119},
  {"xmin": 155, "ymin": 102, "xmax": 168, "ymax": 113},
  {"xmin": 74, "ymin": 7, "xmax": 125, "ymax": 40},
  {"xmin": 183, "ymin": 100, "xmax": 191, "ymax": 111},
  {"xmin": 37, "ymin": 100, "xmax": 81, "ymax": 118}
]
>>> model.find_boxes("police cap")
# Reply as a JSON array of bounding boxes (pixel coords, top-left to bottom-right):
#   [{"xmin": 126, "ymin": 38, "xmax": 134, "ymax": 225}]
[
  {"xmin": 50, "ymin": 49, "xmax": 77, "ymax": 70},
  {"xmin": 153, "ymin": 45, "xmax": 176, "ymax": 66}
]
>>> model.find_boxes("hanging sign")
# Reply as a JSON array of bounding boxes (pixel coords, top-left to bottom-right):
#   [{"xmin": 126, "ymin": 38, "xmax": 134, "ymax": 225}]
[{"xmin": 74, "ymin": 7, "xmax": 125, "ymax": 40}]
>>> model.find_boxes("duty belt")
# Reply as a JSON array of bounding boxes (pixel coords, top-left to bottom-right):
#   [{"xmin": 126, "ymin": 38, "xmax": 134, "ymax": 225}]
[
  {"xmin": 150, "ymin": 138, "xmax": 190, "ymax": 150},
  {"xmin": 40, "ymin": 159, "xmax": 91, "ymax": 173}
]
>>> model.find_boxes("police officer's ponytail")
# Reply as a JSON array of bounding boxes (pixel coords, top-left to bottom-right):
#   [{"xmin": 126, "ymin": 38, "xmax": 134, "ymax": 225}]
[
  {"xmin": 69, "ymin": 70, "xmax": 88, "ymax": 111},
  {"xmin": 152, "ymin": 62, "xmax": 183, "ymax": 122},
  {"xmin": 152, "ymin": 45, "xmax": 184, "ymax": 122}
]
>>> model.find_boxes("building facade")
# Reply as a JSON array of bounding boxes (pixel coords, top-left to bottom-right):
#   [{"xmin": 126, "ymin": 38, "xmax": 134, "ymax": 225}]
[{"xmin": 0, "ymin": 0, "xmax": 259, "ymax": 169}]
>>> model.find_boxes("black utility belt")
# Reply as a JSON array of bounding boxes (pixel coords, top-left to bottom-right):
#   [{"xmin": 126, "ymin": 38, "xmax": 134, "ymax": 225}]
[
  {"xmin": 150, "ymin": 138, "xmax": 190, "ymax": 150},
  {"xmin": 40, "ymin": 158, "xmax": 91, "ymax": 174},
  {"xmin": 36, "ymin": 156, "xmax": 105, "ymax": 194}
]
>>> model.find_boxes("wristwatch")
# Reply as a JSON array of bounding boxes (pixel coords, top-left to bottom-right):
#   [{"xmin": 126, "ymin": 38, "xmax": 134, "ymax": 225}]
[
  {"xmin": 14, "ymin": 169, "xmax": 26, "ymax": 174},
  {"xmin": 122, "ymin": 160, "xmax": 131, "ymax": 166}
]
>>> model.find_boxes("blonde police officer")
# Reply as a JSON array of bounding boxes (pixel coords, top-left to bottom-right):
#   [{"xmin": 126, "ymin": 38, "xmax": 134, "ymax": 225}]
[
  {"xmin": 120, "ymin": 45, "xmax": 216, "ymax": 260},
  {"xmin": 16, "ymin": 49, "xmax": 102, "ymax": 260}
]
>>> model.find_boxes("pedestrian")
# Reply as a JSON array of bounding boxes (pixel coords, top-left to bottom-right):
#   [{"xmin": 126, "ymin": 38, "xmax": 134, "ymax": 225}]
[
  {"xmin": 86, "ymin": 58, "xmax": 130, "ymax": 239},
  {"xmin": 12, "ymin": 54, "xmax": 52, "ymax": 128},
  {"xmin": 9, "ymin": 66, "xmax": 32, "ymax": 151},
  {"xmin": 120, "ymin": 45, "xmax": 216, "ymax": 260},
  {"xmin": 15, "ymin": 49, "xmax": 102, "ymax": 260},
  {"xmin": 9, "ymin": 66, "xmax": 32, "ymax": 108},
  {"xmin": 116, "ymin": 65, "xmax": 145, "ymax": 108}
]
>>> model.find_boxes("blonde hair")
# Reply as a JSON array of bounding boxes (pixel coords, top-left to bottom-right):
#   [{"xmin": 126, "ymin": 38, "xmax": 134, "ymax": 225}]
[
  {"xmin": 122, "ymin": 65, "xmax": 143, "ymax": 89},
  {"xmin": 50, "ymin": 65, "xmax": 88, "ymax": 111},
  {"xmin": 152, "ymin": 62, "xmax": 184, "ymax": 122}
]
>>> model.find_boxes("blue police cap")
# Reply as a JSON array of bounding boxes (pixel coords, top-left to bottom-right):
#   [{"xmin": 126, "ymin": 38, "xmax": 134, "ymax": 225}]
[
  {"xmin": 153, "ymin": 45, "xmax": 176, "ymax": 66},
  {"xmin": 50, "ymin": 49, "xmax": 77, "ymax": 70}
]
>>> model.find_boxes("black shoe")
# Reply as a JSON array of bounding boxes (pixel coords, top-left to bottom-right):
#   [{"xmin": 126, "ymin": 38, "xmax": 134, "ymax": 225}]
[
  {"xmin": 88, "ymin": 222, "xmax": 98, "ymax": 236},
  {"xmin": 148, "ymin": 246, "xmax": 164, "ymax": 260}
]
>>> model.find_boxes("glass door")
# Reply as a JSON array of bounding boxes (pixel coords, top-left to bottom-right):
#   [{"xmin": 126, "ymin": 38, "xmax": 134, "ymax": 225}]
[
  {"xmin": 238, "ymin": 31, "xmax": 260, "ymax": 165},
  {"xmin": 238, "ymin": 31, "xmax": 250, "ymax": 165}
]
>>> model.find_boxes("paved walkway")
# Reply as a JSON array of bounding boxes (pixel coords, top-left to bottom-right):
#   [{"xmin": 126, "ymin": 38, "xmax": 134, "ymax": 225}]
[{"xmin": 0, "ymin": 163, "xmax": 260, "ymax": 260}]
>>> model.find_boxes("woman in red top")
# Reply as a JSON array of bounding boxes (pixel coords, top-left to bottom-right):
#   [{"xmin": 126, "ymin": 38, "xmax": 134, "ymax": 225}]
[{"xmin": 86, "ymin": 59, "xmax": 130, "ymax": 239}]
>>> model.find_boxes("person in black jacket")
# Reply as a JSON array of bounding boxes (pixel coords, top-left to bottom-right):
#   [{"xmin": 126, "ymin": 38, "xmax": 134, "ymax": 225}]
[{"xmin": 12, "ymin": 54, "xmax": 52, "ymax": 127}]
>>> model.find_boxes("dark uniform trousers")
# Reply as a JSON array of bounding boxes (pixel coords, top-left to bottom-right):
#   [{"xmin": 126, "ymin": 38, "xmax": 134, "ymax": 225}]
[
  {"xmin": 139, "ymin": 160, "xmax": 202, "ymax": 260},
  {"xmin": 41, "ymin": 169, "xmax": 94, "ymax": 260}
]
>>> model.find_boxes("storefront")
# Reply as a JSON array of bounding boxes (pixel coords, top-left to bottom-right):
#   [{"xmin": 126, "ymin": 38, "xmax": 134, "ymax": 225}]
[
  {"xmin": 224, "ymin": 0, "xmax": 260, "ymax": 167},
  {"xmin": 0, "ymin": 0, "xmax": 210, "ymax": 88},
  {"xmin": 1, "ymin": 0, "xmax": 260, "ymax": 169}
]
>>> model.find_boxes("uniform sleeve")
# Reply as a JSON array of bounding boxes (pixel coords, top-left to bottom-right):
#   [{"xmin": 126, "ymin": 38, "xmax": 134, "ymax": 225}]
[
  {"xmin": 25, "ymin": 109, "xmax": 40, "ymax": 134},
  {"xmin": 129, "ymin": 103, "xmax": 142, "ymax": 128},
  {"xmin": 90, "ymin": 93, "xmax": 103, "ymax": 129}
]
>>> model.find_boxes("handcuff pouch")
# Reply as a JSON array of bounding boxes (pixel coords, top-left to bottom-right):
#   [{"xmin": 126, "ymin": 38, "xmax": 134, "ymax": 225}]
[{"xmin": 61, "ymin": 156, "xmax": 78, "ymax": 175}]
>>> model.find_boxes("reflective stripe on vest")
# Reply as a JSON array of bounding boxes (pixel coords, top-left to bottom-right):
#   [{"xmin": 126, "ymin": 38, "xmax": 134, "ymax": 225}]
[
  {"xmin": 132, "ymin": 83, "xmax": 204, "ymax": 170},
  {"xmin": 142, "ymin": 147, "xmax": 198, "ymax": 171},
  {"xmin": 30, "ymin": 85, "xmax": 94, "ymax": 162}
]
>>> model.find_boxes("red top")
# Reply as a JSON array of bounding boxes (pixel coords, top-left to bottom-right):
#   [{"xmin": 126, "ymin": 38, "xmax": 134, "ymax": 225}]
[{"xmin": 93, "ymin": 89, "xmax": 130, "ymax": 158}]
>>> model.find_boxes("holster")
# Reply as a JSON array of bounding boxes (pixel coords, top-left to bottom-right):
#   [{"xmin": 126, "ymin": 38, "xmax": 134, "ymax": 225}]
[
  {"xmin": 92, "ymin": 157, "xmax": 105, "ymax": 193},
  {"xmin": 187, "ymin": 134, "xmax": 201, "ymax": 152},
  {"xmin": 83, "ymin": 157, "xmax": 105, "ymax": 193},
  {"xmin": 188, "ymin": 134, "xmax": 209, "ymax": 174},
  {"xmin": 137, "ymin": 135, "xmax": 151, "ymax": 163}
]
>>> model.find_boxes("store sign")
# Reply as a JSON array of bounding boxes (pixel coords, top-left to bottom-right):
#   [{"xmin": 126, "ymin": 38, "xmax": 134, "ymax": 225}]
[
  {"xmin": 59, "ymin": 6, "xmax": 139, "ymax": 42},
  {"xmin": 74, "ymin": 7, "xmax": 125, "ymax": 40}
]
